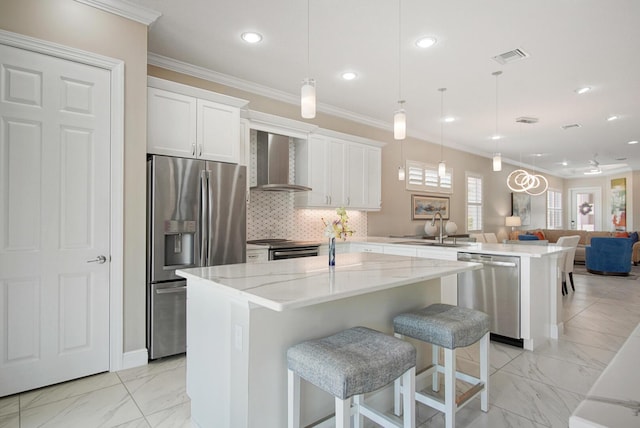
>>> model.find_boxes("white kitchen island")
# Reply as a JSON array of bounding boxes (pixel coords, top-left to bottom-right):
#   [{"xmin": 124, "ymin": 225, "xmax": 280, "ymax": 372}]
[{"xmin": 177, "ymin": 252, "xmax": 481, "ymax": 428}]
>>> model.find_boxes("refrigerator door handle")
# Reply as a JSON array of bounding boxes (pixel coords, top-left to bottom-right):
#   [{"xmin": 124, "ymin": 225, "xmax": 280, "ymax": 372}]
[
  {"xmin": 207, "ymin": 170, "xmax": 214, "ymax": 264},
  {"xmin": 200, "ymin": 170, "xmax": 208, "ymax": 266}
]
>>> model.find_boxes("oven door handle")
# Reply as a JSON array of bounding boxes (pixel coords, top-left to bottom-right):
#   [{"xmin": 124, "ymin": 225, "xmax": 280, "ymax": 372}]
[{"xmin": 271, "ymin": 250, "xmax": 318, "ymax": 258}]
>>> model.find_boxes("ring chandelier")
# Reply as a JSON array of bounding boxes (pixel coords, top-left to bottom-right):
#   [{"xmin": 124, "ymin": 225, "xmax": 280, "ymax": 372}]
[{"xmin": 507, "ymin": 169, "xmax": 549, "ymax": 196}]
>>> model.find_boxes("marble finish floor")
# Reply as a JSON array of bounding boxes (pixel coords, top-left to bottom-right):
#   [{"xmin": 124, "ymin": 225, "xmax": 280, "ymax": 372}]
[{"xmin": 0, "ymin": 269, "xmax": 638, "ymax": 427}]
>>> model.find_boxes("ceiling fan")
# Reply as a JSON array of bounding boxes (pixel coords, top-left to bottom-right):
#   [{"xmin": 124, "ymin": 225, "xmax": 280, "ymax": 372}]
[{"xmin": 581, "ymin": 154, "xmax": 627, "ymax": 175}]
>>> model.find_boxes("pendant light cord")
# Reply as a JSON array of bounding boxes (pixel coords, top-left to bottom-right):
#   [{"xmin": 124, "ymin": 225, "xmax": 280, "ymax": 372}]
[
  {"xmin": 439, "ymin": 88, "xmax": 445, "ymax": 160},
  {"xmin": 306, "ymin": 0, "xmax": 310, "ymax": 77},
  {"xmin": 398, "ymin": 0, "xmax": 402, "ymax": 101}
]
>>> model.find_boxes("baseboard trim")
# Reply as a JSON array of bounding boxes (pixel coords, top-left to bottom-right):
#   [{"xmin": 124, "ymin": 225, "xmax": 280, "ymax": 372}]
[{"xmin": 119, "ymin": 348, "xmax": 148, "ymax": 371}]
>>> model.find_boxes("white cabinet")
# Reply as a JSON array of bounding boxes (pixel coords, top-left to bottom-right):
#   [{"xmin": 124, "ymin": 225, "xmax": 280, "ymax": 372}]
[
  {"xmin": 295, "ymin": 134, "xmax": 382, "ymax": 210},
  {"xmin": 246, "ymin": 248, "xmax": 268, "ymax": 263},
  {"xmin": 349, "ymin": 243, "xmax": 384, "ymax": 254},
  {"xmin": 147, "ymin": 87, "xmax": 196, "ymax": 158},
  {"xmin": 147, "ymin": 79, "xmax": 246, "ymax": 164}
]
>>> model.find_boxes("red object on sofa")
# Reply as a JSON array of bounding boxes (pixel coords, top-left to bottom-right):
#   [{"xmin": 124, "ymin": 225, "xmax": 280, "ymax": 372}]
[
  {"xmin": 615, "ymin": 232, "xmax": 629, "ymax": 238},
  {"xmin": 534, "ymin": 231, "xmax": 545, "ymax": 240}
]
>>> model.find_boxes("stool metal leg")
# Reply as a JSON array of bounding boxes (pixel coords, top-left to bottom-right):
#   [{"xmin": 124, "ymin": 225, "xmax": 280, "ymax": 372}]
[
  {"xmin": 444, "ymin": 348, "xmax": 455, "ymax": 428},
  {"xmin": 480, "ymin": 332, "xmax": 489, "ymax": 412},
  {"xmin": 335, "ymin": 397, "xmax": 351, "ymax": 428},
  {"xmin": 353, "ymin": 395, "xmax": 364, "ymax": 428},
  {"xmin": 432, "ymin": 344, "xmax": 440, "ymax": 392},
  {"xmin": 287, "ymin": 369, "xmax": 300, "ymax": 428}
]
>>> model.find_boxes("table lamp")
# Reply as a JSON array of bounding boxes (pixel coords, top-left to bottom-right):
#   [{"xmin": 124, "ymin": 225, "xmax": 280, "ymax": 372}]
[{"xmin": 505, "ymin": 216, "xmax": 521, "ymax": 232}]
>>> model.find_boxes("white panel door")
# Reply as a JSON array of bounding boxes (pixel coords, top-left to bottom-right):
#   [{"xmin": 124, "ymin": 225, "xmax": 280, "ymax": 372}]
[{"xmin": 0, "ymin": 43, "xmax": 111, "ymax": 396}]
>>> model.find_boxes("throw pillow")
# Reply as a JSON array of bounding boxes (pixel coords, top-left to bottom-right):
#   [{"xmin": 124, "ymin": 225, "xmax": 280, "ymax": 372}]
[
  {"xmin": 615, "ymin": 232, "xmax": 629, "ymax": 238},
  {"xmin": 534, "ymin": 231, "xmax": 545, "ymax": 240},
  {"xmin": 630, "ymin": 231, "xmax": 639, "ymax": 243},
  {"xmin": 518, "ymin": 234, "xmax": 539, "ymax": 241}
]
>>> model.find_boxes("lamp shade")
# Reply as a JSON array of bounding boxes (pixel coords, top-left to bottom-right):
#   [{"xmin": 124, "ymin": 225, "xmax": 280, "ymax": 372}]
[
  {"xmin": 438, "ymin": 161, "xmax": 446, "ymax": 177},
  {"xmin": 301, "ymin": 78, "xmax": 316, "ymax": 119},
  {"xmin": 493, "ymin": 153, "xmax": 502, "ymax": 171},
  {"xmin": 394, "ymin": 108, "xmax": 406, "ymax": 140},
  {"xmin": 505, "ymin": 216, "xmax": 522, "ymax": 227}
]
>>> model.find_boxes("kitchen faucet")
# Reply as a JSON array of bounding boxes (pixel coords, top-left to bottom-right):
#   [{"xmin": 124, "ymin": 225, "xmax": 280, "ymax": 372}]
[{"xmin": 431, "ymin": 211, "xmax": 445, "ymax": 243}]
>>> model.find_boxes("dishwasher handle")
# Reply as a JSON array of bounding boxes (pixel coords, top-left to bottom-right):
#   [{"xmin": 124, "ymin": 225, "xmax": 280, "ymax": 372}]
[{"xmin": 457, "ymin": 253, "xmax": 517, "ymax": 268}]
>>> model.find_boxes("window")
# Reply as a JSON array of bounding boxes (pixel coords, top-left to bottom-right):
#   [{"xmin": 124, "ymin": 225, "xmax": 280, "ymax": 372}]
[
  {"xmin": 406, "ymin": 160, "xmax": 452, "ymax": 194},
  {"xmin": 547, "ymin": 189, "xmax": 563, "ymax": 229},
  {"xmin": 466, "ymin": 173, "xmax": 483, "ymax": 232}
]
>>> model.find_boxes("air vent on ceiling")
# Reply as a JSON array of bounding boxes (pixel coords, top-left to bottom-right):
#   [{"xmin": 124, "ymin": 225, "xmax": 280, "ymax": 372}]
[
  {"xmin": 492, "ymin": 48, "xmax": 529, "ymax": 65},
  {"xmin": 516, "ymin": 116, "xmax": 538, "ymax": 124},
  {"xmin": 562, "ymin": 123, "xmax": 581, "ymax": 130}
]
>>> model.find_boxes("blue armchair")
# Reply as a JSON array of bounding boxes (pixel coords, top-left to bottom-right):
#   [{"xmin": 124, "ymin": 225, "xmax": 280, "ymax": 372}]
[{"xmin": 586, "ymin": 237, "xmax": 634, "ymax": 276}]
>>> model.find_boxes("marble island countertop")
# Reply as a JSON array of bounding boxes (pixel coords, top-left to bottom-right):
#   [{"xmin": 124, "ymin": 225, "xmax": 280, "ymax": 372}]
[{"xmin": 177, "ymin": 252, "xmax": 481, "ymax": 312}]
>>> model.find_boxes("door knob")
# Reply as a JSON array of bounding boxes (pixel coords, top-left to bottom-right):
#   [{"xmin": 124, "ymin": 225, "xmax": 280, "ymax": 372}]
[{"xmin": 87, "ymin": 255, "xmax": 107, "ymax": 264}]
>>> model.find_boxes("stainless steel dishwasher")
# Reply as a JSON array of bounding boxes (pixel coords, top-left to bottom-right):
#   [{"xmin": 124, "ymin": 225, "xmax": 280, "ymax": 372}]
[{"xmin": 457, "ymin": 252, "xmax": 522, "ymax": 347}]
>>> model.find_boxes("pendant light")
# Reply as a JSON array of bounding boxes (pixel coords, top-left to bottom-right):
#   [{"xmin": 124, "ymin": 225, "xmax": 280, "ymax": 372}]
[
  {"xmin": 438, "ymin": 88, "xmax": 446, "ymax": 178},
  {"xmin": 301, "ymin": 0, "xmax": 315, "ymax": 119},
  {"xmin": 393, "ymin": 0, "xmax": 406, "ymax": 140},
  {"xmin": 492, "ymin": 71, "xmax": 502, "ymax": 171}
]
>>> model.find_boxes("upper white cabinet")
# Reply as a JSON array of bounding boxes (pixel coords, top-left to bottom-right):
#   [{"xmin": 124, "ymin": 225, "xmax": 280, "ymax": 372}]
[
  {"xmin": 147, "ymin": 77, "xmax": 248, "ymax": 163},
  {"xmin": 296, "ymin": 132, "xmax": 383, "ymax": 210}
]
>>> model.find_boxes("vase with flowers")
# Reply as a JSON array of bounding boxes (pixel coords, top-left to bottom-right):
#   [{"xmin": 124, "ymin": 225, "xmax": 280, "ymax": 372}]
[{"xmin": 322, "ymin": 207, "xmax": 354, "ymax": 266}]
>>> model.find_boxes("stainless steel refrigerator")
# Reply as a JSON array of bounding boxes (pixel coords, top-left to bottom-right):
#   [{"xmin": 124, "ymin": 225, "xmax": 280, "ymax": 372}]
[{"xmin": 147, "ymin": 155, "xmax": 246, "ymax": 359}]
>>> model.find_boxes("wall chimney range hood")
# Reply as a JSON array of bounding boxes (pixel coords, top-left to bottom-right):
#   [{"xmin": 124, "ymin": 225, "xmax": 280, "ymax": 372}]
[{"xmin": 251, "ymin": 131, "xmax": 311, "ymax": 192}]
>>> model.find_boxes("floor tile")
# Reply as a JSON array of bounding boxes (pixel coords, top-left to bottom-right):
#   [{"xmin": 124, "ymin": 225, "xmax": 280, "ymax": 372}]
[
  {"xmin": 532, "ymin": 339, "xmax": 617, "ymax": 370},
  {"xmin": 20, "ymin": 384, "xmax": 142, "ymax": 428},
  {"xmin": 560, "ymin": 325, "xmax": 627, "ymax": 353},
  {"xmin": 146, "ymin": 401, "xmax": 191, "ymax": 428},
  {"xmin": 20, "ymin": 372, "xmax": 122, "ymax": 410},
  {"xmin": 0, "ymin": 396, "xmax": 18, "ymax": 417},
  {"xmin": 113, "ymin": 418, "xmax": 152, "ymax": 428},
  {"xmin": 419, "ymin": 401, "xmax": 547, "ymax": 428},
  {"xmin": 489, "ymin": 371, "xmax": 583, "ymax": 428},
  {"xmin": 122, "ymin": 366, "xmax": 189, "ymax": 416},
  {"xmin": 117, "ymin": 355, "xmax": 185, "ymax": 383},
  {"xmin": 501, "ymin": 352, "xmax": 602, "ymax": 395},
  {"xmin": 0, "ymin": 413, "xmax": 19, "ymax": 428}
]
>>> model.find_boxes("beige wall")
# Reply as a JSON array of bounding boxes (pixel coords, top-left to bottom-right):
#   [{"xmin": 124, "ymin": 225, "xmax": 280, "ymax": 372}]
[{"xmin": 0, "ymin": 0, "xmax": 148, "ymax": 353}]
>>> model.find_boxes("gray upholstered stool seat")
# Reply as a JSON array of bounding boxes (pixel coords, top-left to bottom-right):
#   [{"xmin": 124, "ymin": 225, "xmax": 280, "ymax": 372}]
[
  {"xmin": 393, "ymin": 303, "xmax": 490, "ymax": 349},
  {"xmin": 393, "ymin": 304, "xmax": 490, "ymax": 428},
  {"xmin": 287, "ymin": 326, "xmax": 417, "ymax": 428}
]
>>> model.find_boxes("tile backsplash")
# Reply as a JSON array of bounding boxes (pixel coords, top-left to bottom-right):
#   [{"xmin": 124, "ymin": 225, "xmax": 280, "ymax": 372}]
[{"xmin": 247, "ymin": 191, "xmax": 368, "ymax": 241}]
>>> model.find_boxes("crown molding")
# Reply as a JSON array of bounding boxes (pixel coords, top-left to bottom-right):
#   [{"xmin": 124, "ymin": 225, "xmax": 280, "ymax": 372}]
[
  {"xmin": 74, "ymin": 0, "xmax": 161, "ymax": 25},
  {"xmin": 147, "ymin": 53, "xmax": 393, "ymax": 133}
]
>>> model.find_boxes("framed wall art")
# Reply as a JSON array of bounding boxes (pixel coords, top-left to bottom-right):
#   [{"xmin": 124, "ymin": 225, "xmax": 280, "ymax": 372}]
[
  {"xmin": 511, "ymin": 193, "xmax": 531, "ymax": 226},
  {"xmin": 412, "ymin": 195, "xmax": 450, "ymax": 220}
]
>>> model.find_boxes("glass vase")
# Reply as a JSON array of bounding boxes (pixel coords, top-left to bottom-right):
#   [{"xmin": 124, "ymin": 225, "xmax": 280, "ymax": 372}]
[{"xmin": 328, "ymin": 237, "xmax": 336, "ymax": 266}]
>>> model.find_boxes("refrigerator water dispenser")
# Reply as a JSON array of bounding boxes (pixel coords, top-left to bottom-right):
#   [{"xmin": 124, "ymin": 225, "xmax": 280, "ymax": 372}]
[{"xmin": 164, "ymin": 220, "xmax": 196, "ymax": 267}]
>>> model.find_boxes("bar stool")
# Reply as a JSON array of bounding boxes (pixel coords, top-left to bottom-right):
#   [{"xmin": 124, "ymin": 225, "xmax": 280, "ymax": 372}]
[
  {"xmin": 287, "ymin": 326, "xmax": 416, "ymax": 428},
  {"xmin": 393, "ymin": 304, "xmax": 490, "ymax": 428}
]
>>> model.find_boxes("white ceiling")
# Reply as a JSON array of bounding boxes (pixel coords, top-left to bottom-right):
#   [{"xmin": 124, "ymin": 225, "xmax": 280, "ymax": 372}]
[{"xmin": 131, "ymin": 0, "xmax": 640, "ymax": 178}]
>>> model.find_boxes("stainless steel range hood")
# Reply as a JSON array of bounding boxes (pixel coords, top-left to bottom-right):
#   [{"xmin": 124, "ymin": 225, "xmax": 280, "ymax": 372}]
[{"xmin": 251, "ymin": 131, "xmax": 311, "ymax": 192}]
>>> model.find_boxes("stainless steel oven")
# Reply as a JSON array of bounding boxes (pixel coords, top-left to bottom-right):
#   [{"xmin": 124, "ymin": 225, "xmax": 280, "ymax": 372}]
[{"xmin": 247, "ymin": 239, "xmax": 320, "ymax": 260}]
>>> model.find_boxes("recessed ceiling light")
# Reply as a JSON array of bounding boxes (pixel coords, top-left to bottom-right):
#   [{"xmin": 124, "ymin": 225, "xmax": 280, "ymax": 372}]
[
  {"xmin": 416, "ymin": 36, "xmax": 437, "ymax": 48},
  {"xmin": 575, "ymin": 86, "xmax": 591, "ymax": 94},
  {"xmin": 491, "ymin": 135, "xmax": 501, "ymax": 140},
  {"xmin": 341, "ymin": 71, "xmax": 358, "ymax": 81},
  {"xmin": 443, "ymin": 116, "xmax": 455, "ymax": 123},
  {"xmin": 241, "ymin": 32, "xmax": 263, "ymax": 43},
  {"xmin": 628, "ymin": 140, "xmax": 639, "ymax": 145},
  {"xmin": 607, "ymin": 115, "xmax": 619, "ymax": 121},
  {"xmin": 561, "ymin": 161, "xmax": 568, "ymax": 166}
]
